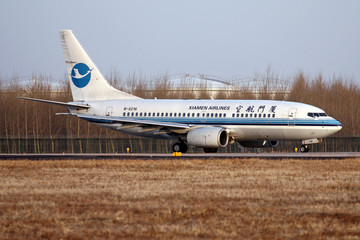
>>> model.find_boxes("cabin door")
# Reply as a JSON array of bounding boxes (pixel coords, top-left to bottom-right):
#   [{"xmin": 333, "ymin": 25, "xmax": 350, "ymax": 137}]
[{"xmin": 288, "ymin": 108, "xmax": 297, "ymax": 126}]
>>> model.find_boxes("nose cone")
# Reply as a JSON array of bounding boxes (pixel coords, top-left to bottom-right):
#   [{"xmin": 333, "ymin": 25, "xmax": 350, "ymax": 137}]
[{"xmin": 329, "ymin": 118, "xmax": 342, "ymax": 135}]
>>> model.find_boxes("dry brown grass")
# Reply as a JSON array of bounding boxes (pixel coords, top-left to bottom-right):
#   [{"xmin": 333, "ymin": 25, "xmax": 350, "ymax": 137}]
[{"xmin": 0, "ymin": 159, "xmax": 359, "ymax": 239}]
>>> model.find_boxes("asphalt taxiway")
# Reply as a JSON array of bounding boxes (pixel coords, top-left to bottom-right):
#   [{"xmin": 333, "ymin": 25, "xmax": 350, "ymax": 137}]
[{"xmin": 0, "ymin": 152, "xmax": 359, "ymax": 160}]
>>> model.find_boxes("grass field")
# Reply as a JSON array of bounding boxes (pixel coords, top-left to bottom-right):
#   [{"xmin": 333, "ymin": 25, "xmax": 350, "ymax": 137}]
[{"xmin": 0, "ymin": 159, "xmax": 359, "ymax": 239}]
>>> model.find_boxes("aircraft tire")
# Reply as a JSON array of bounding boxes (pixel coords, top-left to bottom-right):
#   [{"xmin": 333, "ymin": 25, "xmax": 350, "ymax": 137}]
[
  {"xmin": 203, "ymin": 148, "xmax": 218, "ymax": 153},
  {"xmin": 172, "ymin": 142, "xmax": 188, "ymax": 153},
  {"xmin": 300, "ymin": 145, "xmax": 309, "ymax": 153}
]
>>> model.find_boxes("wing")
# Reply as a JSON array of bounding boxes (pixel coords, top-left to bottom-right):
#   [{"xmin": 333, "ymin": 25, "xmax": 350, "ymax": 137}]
[{"xmin": 74, "ymin": 113, "xmax": 191, "ymax": 135}]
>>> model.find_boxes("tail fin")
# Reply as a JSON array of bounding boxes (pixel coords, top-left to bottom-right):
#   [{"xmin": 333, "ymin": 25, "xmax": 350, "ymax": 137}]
[{"xmin": 59, "ymin": 30, "xmax": 141, "ymax": 101}]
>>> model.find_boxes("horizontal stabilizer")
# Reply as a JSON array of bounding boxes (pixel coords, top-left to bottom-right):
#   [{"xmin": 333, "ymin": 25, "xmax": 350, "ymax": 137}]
[{"xmin": 18, "ymin": 97, "xmax": 90, "ymax": 109}]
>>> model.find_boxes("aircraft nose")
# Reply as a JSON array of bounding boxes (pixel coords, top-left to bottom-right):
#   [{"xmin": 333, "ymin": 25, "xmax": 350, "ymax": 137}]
[
  {"xmin": 331, "ymin": 118, "xmax": 342, "ymax": 133},
  {"xmin": 335, "ymin": 118, "xmax": 342, "ymax": 128}
]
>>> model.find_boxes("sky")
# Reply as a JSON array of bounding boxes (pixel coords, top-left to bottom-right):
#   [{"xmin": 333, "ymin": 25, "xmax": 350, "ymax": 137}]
[{"xmin": 1, "ymin": 0, "xmax": 359, "ymax": 84}]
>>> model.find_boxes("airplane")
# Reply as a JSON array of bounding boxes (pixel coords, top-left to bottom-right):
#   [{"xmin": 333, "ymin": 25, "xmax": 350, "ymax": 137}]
[{"xmin": 19, "ymin": 30, "xmax": 342, "ymax": 153}]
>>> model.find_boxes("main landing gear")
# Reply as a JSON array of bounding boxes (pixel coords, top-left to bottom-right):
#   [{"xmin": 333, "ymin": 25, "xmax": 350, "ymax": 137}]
[{"xmin": 172, "ymin": 142, "xmax": 188, "ymax": 153}]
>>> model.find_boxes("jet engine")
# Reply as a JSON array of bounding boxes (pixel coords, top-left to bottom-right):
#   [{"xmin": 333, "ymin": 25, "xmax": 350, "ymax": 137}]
[
  {"xmin": 238, "ymin": 140, "xmax": 279, "ymax": 148},
  {"xmin": 187, "ymin": 127, "xmax": 229, "ymax": 148}
]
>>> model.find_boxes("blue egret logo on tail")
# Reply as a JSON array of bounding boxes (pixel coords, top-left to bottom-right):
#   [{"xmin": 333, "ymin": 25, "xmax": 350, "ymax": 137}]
[{"xmin": 71, "ymin": 63, "xmax": 93, "ymax": 88}]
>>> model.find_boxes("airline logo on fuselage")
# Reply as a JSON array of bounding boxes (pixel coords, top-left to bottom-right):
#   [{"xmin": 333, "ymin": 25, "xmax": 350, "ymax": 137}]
[{"xmin": 71, "ymin": 63, "xmax": 92, "ymax": 88}]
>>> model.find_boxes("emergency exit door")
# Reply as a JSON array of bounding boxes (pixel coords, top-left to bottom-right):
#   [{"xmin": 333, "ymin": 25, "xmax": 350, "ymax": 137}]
[{"xmin": 288, "ymin": 108, "xmax": 297, "ymax": 126}]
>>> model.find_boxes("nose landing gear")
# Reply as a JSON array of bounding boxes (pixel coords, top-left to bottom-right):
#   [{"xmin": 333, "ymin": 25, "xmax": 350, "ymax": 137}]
[
  {"xmin": 300, "ymin": 145, "xmax": 309, "ymax": 153},
  {"xmin": 299, "ymin": 139, "xmax": 321, "ymax": 153}
]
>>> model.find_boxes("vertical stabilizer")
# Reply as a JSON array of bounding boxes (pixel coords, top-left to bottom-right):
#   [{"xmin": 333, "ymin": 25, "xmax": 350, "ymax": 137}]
[{"xmin": 59, "ymin": 30, "xmax": 141, "ymax": 101}]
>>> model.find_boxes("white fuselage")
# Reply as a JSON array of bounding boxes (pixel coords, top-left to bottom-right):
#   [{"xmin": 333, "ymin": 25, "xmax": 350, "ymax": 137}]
[{"xmin": 71, "ymin": 99, "xmax": 342, "ymax": 141}]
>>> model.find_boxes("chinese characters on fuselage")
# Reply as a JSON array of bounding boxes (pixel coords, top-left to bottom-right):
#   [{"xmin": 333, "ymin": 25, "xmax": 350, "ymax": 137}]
[{"xmin": 237, "ymin": 105, "xmax": 277, "ymax": 113}]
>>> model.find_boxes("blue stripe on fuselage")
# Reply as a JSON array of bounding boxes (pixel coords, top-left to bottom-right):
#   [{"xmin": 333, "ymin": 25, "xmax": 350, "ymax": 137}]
[{"xmin": 79, "ymin": 116, "xmax": 341, "ymax": 127}]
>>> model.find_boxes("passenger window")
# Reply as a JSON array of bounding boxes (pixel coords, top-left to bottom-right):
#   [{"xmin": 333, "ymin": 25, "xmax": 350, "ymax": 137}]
[
  {"xmin": 236, "ymin": 113, "xmax": 239, "ymax": 118},
  {"xmin": 170, "ymin": 113, "xmax": 172, "ymax": 117},
  {"xmin": 272, "ymin": 114, "xmax": 275, "ymax": 118},
  {"xmin": 245, "ymin": 114, "xmax": 248, "ymax": 118},
  {"xmin": 215, "ymin": 113, "xmax": 218, "ymax": 117},
  {"xmin": 250, "ymin": 114, "xmax": 253, "ymax": 118},
  {"xmin": 131, "ymin": 112, "xmax": 134, "ymax": 117},
  {"xmin": 211, "ymin": 113, "xmax": 214, "ymax": 117},
  {"xmin": 219, "ymin": 113, "xmax": 222, "ymax": 117},
  {"xmin": 157, "ymin": 113, "xmax": 160, "ymax": 117},
  {"xmin": 241, "ymin": 113, "xmax": 244, "ymax": 118},
  {"xmin": 197, "ymin": 113, "xmax": 200, "ymax": 117},
  {"xmin": 140, "ymin": 113, "xmax": 142, "ymax": 117},
  {"xmin": 224, "ymin": 114, "xmax": 226, "ymax": 117},
  {"xmin": 183, "ymin": 113, "xmax": 186, "ymax": 117},
  {"xmin": 254, "ymin": 114, "xmax": 257, "ymax": 118},
  {"xmin": 232, "ymin": 113, "xmax": 235, "ymax": 118},
  {"xmin": 123, "ymin": 112, "xmax": 126, "ymax": 116},
  {"xmin": 135, "ymin": 112, "xmax": 138, "ymax": 117},
  {"xmin": 187, "ymin": 113, "xmax": 190, "ymax": 117},
  {"xmin": 174, "ymin": 113, "xmax": 177, "ymax": 117},
  {"xmin": 203, "ymin": 113, "xmax": 205, "ymax": 117},
  {"xmin": 207, "ymin": 113, "xmax": 210, "ymax": 117},
  {"xmin": 268, "ymin": 114, "xmax": 271, "ymax": 118}
]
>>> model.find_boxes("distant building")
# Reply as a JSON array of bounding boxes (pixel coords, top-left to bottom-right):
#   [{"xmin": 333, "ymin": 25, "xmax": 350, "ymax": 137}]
[{"xmin": 156, "ymin": 73, "xmax": 291, "ymax": 99}]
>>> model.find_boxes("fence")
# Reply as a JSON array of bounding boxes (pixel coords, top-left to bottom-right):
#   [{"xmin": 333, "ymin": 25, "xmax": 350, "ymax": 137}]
[{"xmin": 0, "ymin": 137, "xmax": 359, "ymax": 154}]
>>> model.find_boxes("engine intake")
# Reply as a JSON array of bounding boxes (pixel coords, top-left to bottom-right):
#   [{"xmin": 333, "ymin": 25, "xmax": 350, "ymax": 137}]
[
  {"xmin": 239, "ymin": 140, "xmax": 279, "ymax": 148},
  {"xmin": 187, "ymin": 127, "xmax": 229, "ymax": 148}
]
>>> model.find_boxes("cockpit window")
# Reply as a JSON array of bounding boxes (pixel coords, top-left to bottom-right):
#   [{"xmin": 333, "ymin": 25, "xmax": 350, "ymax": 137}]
[{"xmin": 308, "ymin": 112, "xmax": 327, "ymax": 118}]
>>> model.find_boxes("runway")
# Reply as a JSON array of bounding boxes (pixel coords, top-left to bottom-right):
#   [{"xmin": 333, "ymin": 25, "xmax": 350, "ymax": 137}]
[{"xmin": 0, "ymin": 152, "xmax": 359, "ymax": 160}]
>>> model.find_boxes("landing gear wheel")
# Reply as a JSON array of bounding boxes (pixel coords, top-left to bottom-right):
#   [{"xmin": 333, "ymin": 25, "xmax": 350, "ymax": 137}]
[
  {"xmin": 203, "ymin": 148, "xmax": 218, "ymax": 153},
  {"xmin": 300, "ymin": 145, "xmax": 309, "ymax": 153},
  {"xmin": 172, "ymin": 142, "xmax": 188, "ymax": 153}
]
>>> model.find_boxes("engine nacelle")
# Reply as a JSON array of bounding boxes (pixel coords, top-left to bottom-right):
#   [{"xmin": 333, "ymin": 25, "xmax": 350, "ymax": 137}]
[
  {"xmin": 187, "ymin": 127, "xmax": 229, "ymax": 148},
  {"xmin": 239, "ymin": 140, "xmax": 279, "ymax": 148}
]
